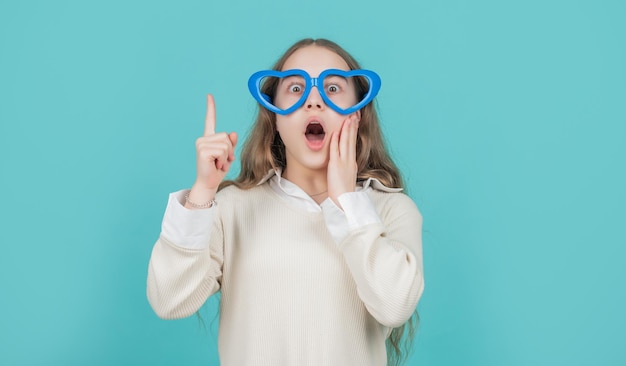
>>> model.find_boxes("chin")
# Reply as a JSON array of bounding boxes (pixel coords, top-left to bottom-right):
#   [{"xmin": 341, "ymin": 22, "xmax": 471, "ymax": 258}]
[{"xmin": 302, "ymin": 156, "xmax": 330, "ymax": 171}]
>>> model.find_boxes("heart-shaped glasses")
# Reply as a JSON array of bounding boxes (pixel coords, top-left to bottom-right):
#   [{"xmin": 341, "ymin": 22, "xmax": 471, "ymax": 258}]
[{"xmin": 248, "ymin": 69, "xmax": 381, "ymax": 115}]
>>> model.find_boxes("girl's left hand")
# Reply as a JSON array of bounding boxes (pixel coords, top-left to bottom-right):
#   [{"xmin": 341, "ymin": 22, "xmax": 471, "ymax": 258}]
[{"xmin": 327, "ymin": 115, "xmax": 359, "ymax": 209}]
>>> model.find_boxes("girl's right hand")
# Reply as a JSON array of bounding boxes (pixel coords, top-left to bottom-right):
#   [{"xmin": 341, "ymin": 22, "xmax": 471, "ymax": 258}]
[{"xmin": 187, "ymin": 94, "xmax": 238, "ymax": 208}]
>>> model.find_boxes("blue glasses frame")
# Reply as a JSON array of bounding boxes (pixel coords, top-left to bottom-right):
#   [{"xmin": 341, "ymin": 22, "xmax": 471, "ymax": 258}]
[{"xmin": 248, "ymin": 68, "xmax": 381, "ymax": 115}]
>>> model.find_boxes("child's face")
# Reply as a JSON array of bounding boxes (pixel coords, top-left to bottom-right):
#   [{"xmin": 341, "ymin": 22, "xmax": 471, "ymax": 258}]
[{"xmin": 275, "ymin": 45, "xmax": 361, "ymax": 174}]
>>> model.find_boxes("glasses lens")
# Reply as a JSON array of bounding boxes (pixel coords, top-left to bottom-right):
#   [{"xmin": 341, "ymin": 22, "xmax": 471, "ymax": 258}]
[
  {"xmin": 322, "ymin": 73, "xmax": 370, "ymax": 112},
  {"xmin": 260, "ymin": 75, "xmax": 307, "ymax": 112}
]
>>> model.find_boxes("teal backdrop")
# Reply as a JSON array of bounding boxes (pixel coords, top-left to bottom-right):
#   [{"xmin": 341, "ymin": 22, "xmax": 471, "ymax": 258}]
[{"xmin": 1, "ymin": 0, "xmax": 624, "ymax": 365}]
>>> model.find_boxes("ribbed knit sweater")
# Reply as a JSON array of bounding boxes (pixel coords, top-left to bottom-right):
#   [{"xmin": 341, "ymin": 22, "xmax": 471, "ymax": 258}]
[{"xmin": 147, "ymin": 182, "xmax": 424, "ymax": 366}]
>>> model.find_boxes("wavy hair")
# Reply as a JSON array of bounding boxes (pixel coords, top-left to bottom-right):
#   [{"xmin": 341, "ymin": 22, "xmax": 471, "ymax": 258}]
[{"xmin": 221, "ymin": 38, "xmax": 418, "ymax": 366}]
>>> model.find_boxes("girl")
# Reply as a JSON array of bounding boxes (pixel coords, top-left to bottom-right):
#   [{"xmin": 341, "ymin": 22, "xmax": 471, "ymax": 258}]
[{"xmin": 147, "ymin": 38, "xmax": 424, "ymax": 366}]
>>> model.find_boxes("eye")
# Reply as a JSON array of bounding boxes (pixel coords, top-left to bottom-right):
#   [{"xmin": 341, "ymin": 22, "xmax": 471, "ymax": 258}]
[
  {"xmin": 289, "ymin": 84, "xmax": 303, "ymax": 93},
  {"xmin": 326, "ymin": 84, "xmax": 340, "ymax": 93}
]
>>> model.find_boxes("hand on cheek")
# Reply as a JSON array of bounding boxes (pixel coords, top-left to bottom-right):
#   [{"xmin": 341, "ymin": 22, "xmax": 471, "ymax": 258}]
[{"xmin": 327, "ymin": 114, "xmax": 359, "ymax": 209}]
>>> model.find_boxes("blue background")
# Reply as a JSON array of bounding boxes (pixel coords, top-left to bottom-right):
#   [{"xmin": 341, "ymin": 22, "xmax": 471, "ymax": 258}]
[{"xmin": 1, "ymin": 0, "xmax": 624, "ymax": 365}]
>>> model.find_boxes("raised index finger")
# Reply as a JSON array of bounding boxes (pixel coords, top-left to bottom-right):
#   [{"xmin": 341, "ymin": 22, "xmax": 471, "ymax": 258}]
[{"xmin": 204, "ymin": 94, "xmax": 216, "ymax": 136}]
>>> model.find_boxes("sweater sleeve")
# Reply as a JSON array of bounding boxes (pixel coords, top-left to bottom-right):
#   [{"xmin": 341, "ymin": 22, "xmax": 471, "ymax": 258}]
[
  {"xmin": 337, "ymin": 193, "xmax": 424, "ymax": 328},
  {"xmin": 320, "ymin": 191, "xmax": 382, "ymax": 243},
  {"xmin": 146, "ymin": 212, "xmax": 224, "ymax": 320},
  {"xmin": 161, "ymin": 189, "xmax": 216, "ymax": 250}
]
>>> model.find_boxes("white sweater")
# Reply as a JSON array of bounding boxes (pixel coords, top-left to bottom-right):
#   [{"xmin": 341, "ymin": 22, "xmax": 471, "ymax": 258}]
[{"xmin": 147, "ymin": 181, "xmax": 424, "ymax": 366}]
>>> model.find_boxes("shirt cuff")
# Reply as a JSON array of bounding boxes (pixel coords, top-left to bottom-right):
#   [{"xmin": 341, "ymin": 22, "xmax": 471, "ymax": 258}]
[
  {"xmin": 321, "ymin": 191, "xmax": 382, "ymax": 244},
  {"xmin": 160, "ymin": 189, "xmax": 215, "ymax": 250}
]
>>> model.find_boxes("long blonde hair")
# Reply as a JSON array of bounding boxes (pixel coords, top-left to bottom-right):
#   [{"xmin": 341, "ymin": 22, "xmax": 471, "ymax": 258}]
[{"xmin": 221, "ymin": 38, "xmax": 419, "ymax": 366}]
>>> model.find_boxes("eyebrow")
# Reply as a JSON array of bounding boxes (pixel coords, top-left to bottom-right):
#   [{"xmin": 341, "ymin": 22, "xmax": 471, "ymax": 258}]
[
  {"xmin": 280, "ymin": 75, "xmax": 305, "ymax": 83},
  {"xmin": 325, "ymin": 75, "xmax": 348, "ymax": 81}
]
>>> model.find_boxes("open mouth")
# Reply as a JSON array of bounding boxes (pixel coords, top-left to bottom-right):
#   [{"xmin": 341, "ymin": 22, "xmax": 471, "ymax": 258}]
[{"xmin": 305, "ymin": 122, "xmax": 325, "ymax": 142}]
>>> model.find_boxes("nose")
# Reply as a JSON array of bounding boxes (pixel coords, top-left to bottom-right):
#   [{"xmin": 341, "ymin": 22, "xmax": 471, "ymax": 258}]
[{"xmin": 305, "ymin": 86, "xmax": 325, "ymax": 111}]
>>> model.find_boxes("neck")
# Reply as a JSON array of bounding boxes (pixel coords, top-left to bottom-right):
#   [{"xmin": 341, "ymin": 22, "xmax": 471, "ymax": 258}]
[{"xmin": 282, "ymin": 166, "xmax": 328, "ymax": 199}]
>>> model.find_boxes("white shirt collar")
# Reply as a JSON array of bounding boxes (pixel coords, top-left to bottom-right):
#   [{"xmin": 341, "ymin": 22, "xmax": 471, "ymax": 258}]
[{"xmin": 257, "ymin": 169, "xmax": 403, "ymax": 193}]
